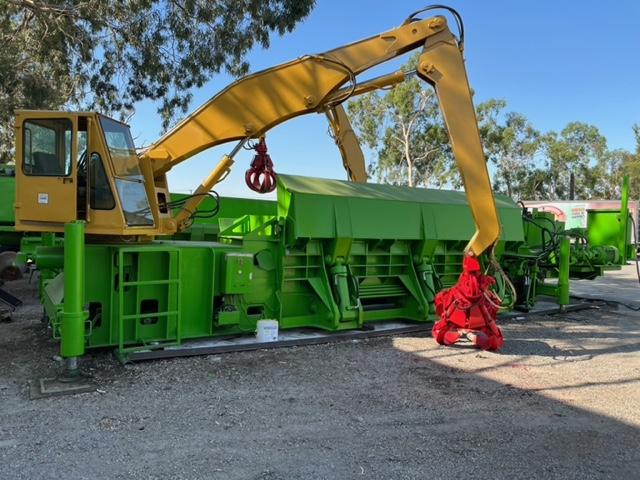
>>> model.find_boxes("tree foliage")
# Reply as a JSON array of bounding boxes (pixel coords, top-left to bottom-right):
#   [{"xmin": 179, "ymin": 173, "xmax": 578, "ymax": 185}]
[
  {"xmin": 347, "ymin": 55, "xmax": 452, "ymax": 188},
  {"xmin": 542, "ymin": 122, "xmax": 608, "ymax": 200},
  {"xmin": 477, "ymin": 99, "xmax": 540, "ymax": 198},
  {"xmin": 0, "ymin": 0, "xmax": 315, "ymax": 162},
  {"xmin": 621, "ymin": 124, "xmax": 640, "ymax": 198}
]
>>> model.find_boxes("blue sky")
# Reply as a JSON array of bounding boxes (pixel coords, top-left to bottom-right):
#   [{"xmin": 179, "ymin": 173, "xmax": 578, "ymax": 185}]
[{"xmin": 129, "ymin": 0, "xmax": 640, "ymax": 197}]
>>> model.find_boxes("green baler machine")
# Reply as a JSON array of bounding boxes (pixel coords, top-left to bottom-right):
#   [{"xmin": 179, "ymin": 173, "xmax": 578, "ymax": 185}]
[{"xmin": 28, "ymin": 174, "xmax": 633, "ymax": 361}]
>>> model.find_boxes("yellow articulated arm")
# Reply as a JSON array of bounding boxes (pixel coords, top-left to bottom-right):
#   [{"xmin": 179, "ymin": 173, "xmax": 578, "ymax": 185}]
[
  {"xmin": 416, "ymin": 28, "xmax": 500, "ymax": 255},
  {"xmin": 149, "ymin": 6, "xmax": 500, "ymax": 255},
  {"xmin": 325, "ymin": 105, "xmax": 367, "ymax": 183},
  {"xmin": 144, "ymin": 14, "xmax": 457, "ymax": 175}
]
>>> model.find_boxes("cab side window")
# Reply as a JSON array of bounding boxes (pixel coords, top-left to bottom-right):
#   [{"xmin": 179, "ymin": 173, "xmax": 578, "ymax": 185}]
[
  {"xmin": 89, "ymin": 153, "xmax": 115, "ymax": 210},
  {"xmin": 23, "ymin": 119, "xmax": 72, "ymax": 176}
]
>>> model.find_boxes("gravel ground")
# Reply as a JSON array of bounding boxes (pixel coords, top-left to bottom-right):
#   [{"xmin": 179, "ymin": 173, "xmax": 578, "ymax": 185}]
[{"xmin": 1, "ymin": 268, "xmax": 639, "ymax": 479}]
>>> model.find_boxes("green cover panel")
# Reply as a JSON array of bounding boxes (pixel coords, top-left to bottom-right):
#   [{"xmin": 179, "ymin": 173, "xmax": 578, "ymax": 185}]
[{"xmin": 277, "ymin": 174, "xmax": 524, "ymax": 243}]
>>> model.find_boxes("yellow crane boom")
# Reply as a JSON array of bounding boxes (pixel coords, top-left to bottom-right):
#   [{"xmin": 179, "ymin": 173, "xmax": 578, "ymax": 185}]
[
  {"xmin": 14, "ymin": 6, "xmax": 499, "ymax": 256},
  {"xmin": 144, "ymin": 8, "xmax": 498, "ymax": 254}
]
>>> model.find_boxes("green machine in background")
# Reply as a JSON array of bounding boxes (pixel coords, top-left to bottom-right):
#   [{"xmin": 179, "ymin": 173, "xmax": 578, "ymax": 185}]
[
  {"xmin": 25, "ymin": 174, "xmax": 633, "ymax": 361},
  {"xmin": 0, "ymin": 167, "xmax": 58, "ymax": 258},
  {"xmin": 502, "ymin": 176, "xmax": 635, "ymax": 310},
  {"xmin": 0, "ymin": 166, "xmax": 19, "ymax": 250},
  {"xmin": 0, "ymin": 167, "xmax": 27, "ymax": 283}
]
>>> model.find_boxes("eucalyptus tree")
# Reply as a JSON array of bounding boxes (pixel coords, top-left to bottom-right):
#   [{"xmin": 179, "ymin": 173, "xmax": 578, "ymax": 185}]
[{"xmin": 0, "ymin": 0, "xmax": 315, "ymax": 162}]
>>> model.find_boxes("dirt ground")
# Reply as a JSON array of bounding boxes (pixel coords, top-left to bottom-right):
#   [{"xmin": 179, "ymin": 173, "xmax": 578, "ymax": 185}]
[{"xmin": 0, "ymin": 267, "xmax": 639, "ymax": 480}]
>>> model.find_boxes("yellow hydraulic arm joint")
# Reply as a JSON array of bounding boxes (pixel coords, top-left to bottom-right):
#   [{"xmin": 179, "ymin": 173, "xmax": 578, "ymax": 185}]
[
  {"xmin": 325, "ymin": 105, "xmax": 367, "ymax": 183},
  {"xmin": 173, "ymin": 139, "xmax": 247, "ymax": 232},
  {"xmin": 173, "ymin": 155, "xmax": 234, "ymax": 232},
  {"xmin": 324, "ymin": 69, "xmax": 407, "ymax": 104},
  {"xmin": 323, "ymin": 70, "xmax": 409, "ymax": 183}
]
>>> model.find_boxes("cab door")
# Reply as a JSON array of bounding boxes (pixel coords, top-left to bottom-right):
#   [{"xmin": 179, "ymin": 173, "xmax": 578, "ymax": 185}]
[{"xmin": 15, "ymin": 115, "xmax": 78, "ymax": 227}]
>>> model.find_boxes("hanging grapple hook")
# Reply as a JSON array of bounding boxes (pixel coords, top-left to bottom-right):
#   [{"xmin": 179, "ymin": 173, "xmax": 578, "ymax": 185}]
[
  {"xmin": 245, "ymin": 137, "xmax": 277, "ymax": 193},
  {"xmin": 432, "ymin": 255, "xmax": 504, "ymax": 351}
]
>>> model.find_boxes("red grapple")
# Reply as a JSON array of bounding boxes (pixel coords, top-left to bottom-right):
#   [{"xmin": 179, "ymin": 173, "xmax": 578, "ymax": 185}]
[
  {"xmin": 245, "ymin": 137, "xmax": 277, "ymax": 193},
  {"xmin": 432, "ymin": 255, "xmax": 504, "ymax": 351}
]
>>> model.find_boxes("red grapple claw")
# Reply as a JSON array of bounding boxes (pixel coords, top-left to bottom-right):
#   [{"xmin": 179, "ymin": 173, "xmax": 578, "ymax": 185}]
[
  {"xmin": 432, "ymin": 255, "xmax": 504, "ymax": 351},
  {"xmin": 245, "ymin": 137, "xmax": 277, "ymax": 194}
]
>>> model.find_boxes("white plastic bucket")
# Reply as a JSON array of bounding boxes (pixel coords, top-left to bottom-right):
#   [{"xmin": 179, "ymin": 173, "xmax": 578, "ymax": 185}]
[{"xmin": 256, "ymin": 319, "xmax": 279, "ymax": 342}]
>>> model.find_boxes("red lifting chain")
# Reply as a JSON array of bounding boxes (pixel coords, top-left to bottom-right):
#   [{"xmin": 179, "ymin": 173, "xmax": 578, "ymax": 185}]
[
  {"xmin": 245, "ymin": 137, "xmax": 277, "ymax": 194},
  {"xmin": 432, "ymin": 255, "xmax": 504, "ymax": 351}
]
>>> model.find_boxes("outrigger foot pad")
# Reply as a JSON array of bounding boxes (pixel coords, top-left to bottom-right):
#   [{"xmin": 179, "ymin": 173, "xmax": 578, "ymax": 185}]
[{"xmin": 29, "ymin": 370, "xmax": 96, "ymax": 399}]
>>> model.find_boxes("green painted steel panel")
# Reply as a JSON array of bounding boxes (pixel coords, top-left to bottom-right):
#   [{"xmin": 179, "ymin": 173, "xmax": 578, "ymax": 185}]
[
  {"xmin": 223, "ymin": 253, "xmax": 254, "ymax": 294},
  {"xmin": 586, "ymin": 209, "xmax": 630, "ymax": 262},
  {"xmin": 0, "ymin": 172, "xmax": 15, "ymax": 226},
  {"xmin": 170, "ymin": 194, "xmax": 277, "ymax": 241},
  {"xmin": 277, "ymin": 175, "xmax": 524, "ymax": 243},
  {"xmin": 170, "ymin": 194, "xmax": 276, "ymax": 222},
  {"xmin": 0, "ymin": 171, "xmax": 24, "ymax": 249}
]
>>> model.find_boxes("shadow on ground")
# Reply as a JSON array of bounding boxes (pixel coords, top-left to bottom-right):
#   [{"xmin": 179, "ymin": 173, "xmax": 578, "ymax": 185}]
[{"xmin": 0, "ymin": 273, "xmax": 639, "ymax": 479}]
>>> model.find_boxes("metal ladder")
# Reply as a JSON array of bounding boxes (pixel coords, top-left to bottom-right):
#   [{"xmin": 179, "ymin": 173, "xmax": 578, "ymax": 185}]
[{"xmin": 116, "ymin": 247, "xmax": 182, "ymax": 356}]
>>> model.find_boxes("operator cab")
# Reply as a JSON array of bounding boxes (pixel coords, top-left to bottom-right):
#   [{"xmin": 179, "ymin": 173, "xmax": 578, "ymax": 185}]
[{"xmin": 14, "ymin": 111, "xmax": 173, "ymax": 236}]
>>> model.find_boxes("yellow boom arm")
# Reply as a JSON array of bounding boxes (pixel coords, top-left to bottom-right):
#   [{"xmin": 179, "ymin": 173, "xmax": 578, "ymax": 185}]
[
  {"xmin": 146, "ymin": 9, "xmax": 499, "ymax": 255},
  {"xmin": 325, "ymin": 104, "xmax": 367, "ymax": 183},
  {"xmin": 144, "ymin": 15, "xmax": 447, "ymax": 173},
  {"xmin": 416, "ymin": 29, "xmax": 500, "ymax": 256}
]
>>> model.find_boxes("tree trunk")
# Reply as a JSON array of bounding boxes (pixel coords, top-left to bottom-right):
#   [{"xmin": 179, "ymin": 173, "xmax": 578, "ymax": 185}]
[
  {"xmin": 404, "ymin": 138, "xmax": 414, "ymax": 187},
  {"xmin": 569, "ymin": 172, "xmax": 575, "ymax": 200},
  {"xmin": 505, "ymin": 174, "xmax": 513, "ymax": 198},
  {"xmin": 503, "ymin": 158, "xmax": 513, "ymax": 197}
]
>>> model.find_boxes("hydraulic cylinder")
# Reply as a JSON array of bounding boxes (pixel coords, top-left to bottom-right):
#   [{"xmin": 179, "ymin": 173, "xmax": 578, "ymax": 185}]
[{"xmin": 60, "ymin": 221, "xmax": 86, "ymax": 362}]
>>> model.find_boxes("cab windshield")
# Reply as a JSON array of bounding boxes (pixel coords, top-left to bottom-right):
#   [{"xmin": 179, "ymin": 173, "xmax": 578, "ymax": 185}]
[{"xmin": 98, "ymin": 115, "xmax": 153, "ymax": 226}]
